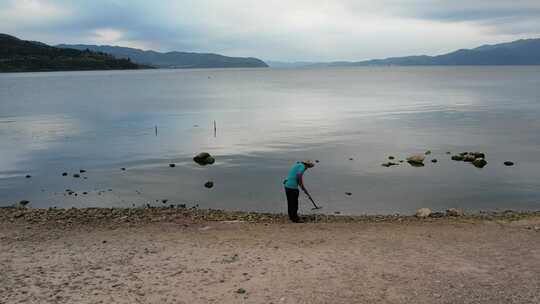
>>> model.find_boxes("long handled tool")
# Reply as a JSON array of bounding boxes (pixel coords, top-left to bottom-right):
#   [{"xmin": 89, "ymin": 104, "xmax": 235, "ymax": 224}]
[{"xmin": 306, "ymin": 194, "xmax": 322, "ymax": 210}]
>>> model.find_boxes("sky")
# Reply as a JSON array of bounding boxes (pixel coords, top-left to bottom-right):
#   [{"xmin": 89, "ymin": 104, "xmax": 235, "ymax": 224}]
[{"xmin": 1, "ymin": 0, "xmax": 540, "ymax": 61}]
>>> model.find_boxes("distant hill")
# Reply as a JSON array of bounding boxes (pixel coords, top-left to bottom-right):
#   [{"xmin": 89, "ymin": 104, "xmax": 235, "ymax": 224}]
[
  {"xmin": 268, "ymin": 38, "xmax": 540, "ymax": 68},
  {"xmin": 0, "ymin": 34, "xmax": 149, "ymax": 72},
  {"xmin": 58, "ymin": 44, "xmax": 269, "ymax": 69}
]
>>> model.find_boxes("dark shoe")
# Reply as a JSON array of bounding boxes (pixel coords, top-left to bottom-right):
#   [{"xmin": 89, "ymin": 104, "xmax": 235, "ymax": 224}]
[{"xmin": 291, "ymin": 218, "xmax": 304, "ymax": 223}]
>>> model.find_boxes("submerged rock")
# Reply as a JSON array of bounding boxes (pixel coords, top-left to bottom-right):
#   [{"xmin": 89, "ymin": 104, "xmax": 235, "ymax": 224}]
[
  {"xmin": 25, "ymin": 175, "xmax": 31, "ymax": 179},
  {"xmin": 194, "ymin": 152, "xmax": 215, "ymax": 165},
  {"xmin": 431, "ymin": 159, "xmax": 438, "ymax": 163},
  {"xmin": 416, "ymin": 208, "xmax": 432, "ymax": 218},
  {"xmin": 504, "ymin": 161, "xmax": 515, "ymax": 166},
  {"xmin": 73, "ymin": 174, "xmax": 80, "ymax": 178},
  {"xmin": 463, "ymin": 154, "xmax": 476, "ymax": 162},
  {"xmin": 204, "ymin": 181, "xmax": 214, "ymax": 188},
  {"xmin": 62, "ymin": 172, "xmax": 68, "ymax": 176},
  {"xmin": 406, "ymin": 155, "xmax": 425, "ymax": 166},
  {"xmin": 381, "ymin": 162, "xmax": 398, "ymax": 167},
  {"xmin": 473, "ymin": 158, "xmax": 487, "ymax": 168},
  {"xmin": 451, "ymin": 155, "xmax": 465, "ymax": 161}
]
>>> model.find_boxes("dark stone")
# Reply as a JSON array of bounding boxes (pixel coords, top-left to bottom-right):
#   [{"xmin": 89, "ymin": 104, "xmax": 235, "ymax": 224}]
[
  {"xmin": 425, "ymin": 150, "xmax": 431, "ymax": 155},
  {"xmin": 169, "ymin": 163, "xmax": 176, "ymax": 168},
  {"xmin": 345, "ymin": 192, "xmax": 352, "ymax": 196},
  {"xmin": 62, "ymin": 172, "xmax": 68, "ymax": 176},
  {"xmin": 73, "ymin": 174, "xmax": 80, "ymax": 178},
  {"xmin": 431, "ymin": 159, "xmax": 438, "ymax": 163},
  {"xmin": 451, "ymin": 155, "xmax": 465, "ymax": 161},
  {"xmin": 194, "ymin": 152, "xmax": 215, "ymax": 165},
  {"xmin": 315, "ymin": 160, "xmax": 320, "ymax": 163},
  {"xmin": 79, "ymin": 169, "xmax": 86, "ymax": 173},
  {"xmin": 388, "ymin": 156, "xmax": 395, "ymax": 160},
  {"xmin": 472, "ymin": 152, "xmax": 485, "ymax": 159},
  {"xmin": 463, "ymin": 154, "xmax": 476, "ymax": 162},
  {"xmin": 25, "ymin": 175, "xmax": 31, "ymax": 178},
  {"xmin": 204, "ymin": 181, "xmax": 214, "ymax": 188},
  {"xmin": 236, "ymin": 288, "xmax": 246, "ymax": 294},
  {"xmin": 121, "ymin": 168, "xmax": 126, "ymax": 171},
  {"xmin": 19, "ymin": 200, "xmax": 30, "ymax": 206},
  {"xmin": 504, "ymin": 161, "xmax": 514, "ymax": 166},
  {"xmin": 349, "ymin": 158, "xmax": 354, "ymax": 161},
  {"xmin": 82, "ymin": 192, "xmax": 88, "ymax": 195},
  {"xmin": 381, "ymin": 162, "xmax": 398, "ymax": 167},
  {"xmin": 472, "ymin": 158, "xmax": 487, "ymax": 168},
  {"xmin": 162, "ymin": 199, "xmax": 168, "ymax": 204}
]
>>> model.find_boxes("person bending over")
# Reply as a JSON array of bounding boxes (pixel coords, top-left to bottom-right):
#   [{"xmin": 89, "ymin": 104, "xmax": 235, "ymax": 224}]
[{"xmin": 283, "ymin": 160, "xmax": 314, "ymax": 223}]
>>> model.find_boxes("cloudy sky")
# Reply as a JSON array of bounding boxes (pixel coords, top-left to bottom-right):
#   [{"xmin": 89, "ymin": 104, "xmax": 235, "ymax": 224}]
[{"xmin": 1, "ymin": 0, "xmax": 540, "ymax": 61}]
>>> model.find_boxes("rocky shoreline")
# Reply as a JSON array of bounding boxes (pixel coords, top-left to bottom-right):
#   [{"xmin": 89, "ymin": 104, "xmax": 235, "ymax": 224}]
[{"xmin": 1, "ymin": 206, "xmax": 539, "ymax": 227}]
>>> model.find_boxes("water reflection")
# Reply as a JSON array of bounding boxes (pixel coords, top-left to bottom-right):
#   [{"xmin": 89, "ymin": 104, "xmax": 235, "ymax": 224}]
[{"xmin": 0, "ymin": 67, "xmax": 539, "ymax": 214}]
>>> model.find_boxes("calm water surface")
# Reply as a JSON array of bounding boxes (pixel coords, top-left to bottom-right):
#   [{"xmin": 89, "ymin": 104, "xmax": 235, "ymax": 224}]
[{"xmin": 1, "ymin": 67, "xmax": 539, "ymax": 214}]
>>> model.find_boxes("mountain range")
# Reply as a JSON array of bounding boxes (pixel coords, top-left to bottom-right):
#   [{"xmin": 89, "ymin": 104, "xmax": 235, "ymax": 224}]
[
  {"xmin": 267, "ymin": 38, "xmax": 540, "ymax": 68},
  {"xmin": 57, "ymin": 44, "xmax": 269, "ymax": 69},
  {"xmin": 0, "ymin": 33, "xmax": 148, "ymax": 72}
]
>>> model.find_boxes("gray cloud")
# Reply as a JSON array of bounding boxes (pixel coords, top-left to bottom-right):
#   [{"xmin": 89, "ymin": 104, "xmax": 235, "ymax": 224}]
[{"xmin": 1, "ymin": 0, "xmax": 539, "ymax": 61}]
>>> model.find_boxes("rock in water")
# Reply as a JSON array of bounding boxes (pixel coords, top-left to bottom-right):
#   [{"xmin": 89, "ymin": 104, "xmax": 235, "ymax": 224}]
[
  {"xmin": 204, "ymin": 181, "xmax": 214, "ymax": 188},
  {"xmin": 431, "ymin": 159, "xmax": 438, "ymax": 163},
  {"xmin": 381, "ymin": 162, "xmax": 398, "ymax": 167},
  {"xmin": 472, "ymin": 152, "xmax": 485, "ymax": 159},
  {"xmin": 451, "ymin": 155, "xmax": 465, "ymax": 161},
  {"xmin": 407, "ymin": 155, "xmax": 425, "ymax": 167},
  {"xmin": 62, "ymin": 172, "xmax": 68, "ymax": 176},
  {"xmin": 73, "ymin": 174, "xmax": 80, "ymax": 178},
  {"xmin": 345, "ymin": 192, "xmax": 352, "ymax": 196},
  {"xmin": 425, "ymin": 150, "xmax": 432, "ymax": 155},
  {"xmin": 472, "ymin": 158, "xmax": 487, "ymax": 168},
  {"xmin": 25, "ymin": 174, "xmax": 31, "ymax": 178},
  {"xmin": 194, "ymin": 152, "xmax": 215, "ymax": 165},
  {"xmin": 504, "ymin": 161, "xmax": 514, "ymax": 166},
  {"xmin": 388, "ymin": 156, "xmax": 395, "ymax": 160},
  {"xmin": 169, "ymin": 163, "xmax": 176, "ymax": 168},
  {"xmin": 416, "ymin": 208, "xmax": 432, "ymax": 218},
  {"xmin": 463, "ymin": 154, "xmax": 476, "ymax": 162},
  {"xmin": 446, "ymin": 208, "xmax": 465, "ymax": 217}
]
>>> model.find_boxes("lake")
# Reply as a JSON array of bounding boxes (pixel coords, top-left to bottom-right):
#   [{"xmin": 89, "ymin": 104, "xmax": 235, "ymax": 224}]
[{"xmin": 1, "ymin": 67, "xmax": 539, "ymax": 215}]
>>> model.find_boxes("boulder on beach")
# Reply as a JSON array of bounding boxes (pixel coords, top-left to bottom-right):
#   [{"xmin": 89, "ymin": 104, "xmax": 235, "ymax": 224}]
[
  {"xmin": 194, "ymin": 152, "xmax": 215, "ymax": 165},
  {"xmin": 416, "ymin": 208, "xmax": 432, "ymax": 218},
  {"xmin": 406, "ymin": 155, "xmax": 425, "ymax": 166},
  {"xmin": 11, "ymin": 200, "xmax": 30, "ymax": 209},
  {"xmin": 473, "ymin": 158, "xmax": 487, "ymax": 168},
  {"xmin": 446, "ymin": 208, "xmax": 465, "ymax": 217}
]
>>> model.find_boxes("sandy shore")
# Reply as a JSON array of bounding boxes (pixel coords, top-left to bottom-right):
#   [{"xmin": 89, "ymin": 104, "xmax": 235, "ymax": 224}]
[{"xmin": 1, "ymin": 208, "xmax": 540, "ymax": 304}]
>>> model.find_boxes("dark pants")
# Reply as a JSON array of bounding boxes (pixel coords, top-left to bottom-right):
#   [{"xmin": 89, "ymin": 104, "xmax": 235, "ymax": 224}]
[{"xmin": 285, "ymin": 187, "xmax": 300, "ymax": 222}]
